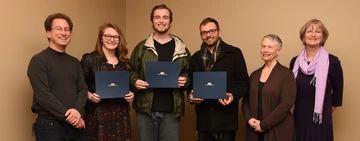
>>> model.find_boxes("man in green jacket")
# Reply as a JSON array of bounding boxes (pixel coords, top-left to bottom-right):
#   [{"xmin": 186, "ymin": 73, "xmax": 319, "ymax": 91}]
[{"xmin": 129, "ymin": 4, "xmax": 191, "ymax": 141}]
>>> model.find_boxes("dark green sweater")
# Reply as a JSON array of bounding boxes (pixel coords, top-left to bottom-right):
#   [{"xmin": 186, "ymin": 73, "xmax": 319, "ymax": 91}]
[{"xmin": 27, "ymin": 47, "xmax": 88, "ymax": 121}]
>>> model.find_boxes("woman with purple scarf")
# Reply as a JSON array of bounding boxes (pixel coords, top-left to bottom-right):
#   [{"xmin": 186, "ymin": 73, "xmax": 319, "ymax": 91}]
[{"xmin": 290, "ymin": 19, "xmax": 344, "ymax": 141}]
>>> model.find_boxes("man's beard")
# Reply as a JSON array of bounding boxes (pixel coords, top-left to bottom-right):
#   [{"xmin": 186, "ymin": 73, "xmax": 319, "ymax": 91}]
[
  {"xmin": 152, "ymin": 25, "xmax": 170, "ymax": 34},
  {"xmin": 204, "ymin": 37, "xmax": 219, "ymax": 47}
]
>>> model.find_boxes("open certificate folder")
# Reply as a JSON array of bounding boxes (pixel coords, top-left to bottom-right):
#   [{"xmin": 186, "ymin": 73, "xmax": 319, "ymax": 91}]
[
  {"xmin": 193, "ymin": 72, "xmax": 227, "ymax": 99},
  {"xmin": 95, "ymin": 71, "xmax": 129, "ymax": 99},
  {"xmin": 145, "ymin": 61, "xmax": 179, "ymax": 88}
]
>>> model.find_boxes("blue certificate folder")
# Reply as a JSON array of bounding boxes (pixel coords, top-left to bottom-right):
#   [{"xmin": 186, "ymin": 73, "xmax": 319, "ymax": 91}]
[
  {"xmin": 193, "ymin": 72, "xmax": 227, "ymax": 99},
  {"xmin": 95, "ymin": 71, "xmax": 129, "ymax": 99},
  {"xmin": 145, "ymin": 62, "xmax": 179, "ymax": 88}
]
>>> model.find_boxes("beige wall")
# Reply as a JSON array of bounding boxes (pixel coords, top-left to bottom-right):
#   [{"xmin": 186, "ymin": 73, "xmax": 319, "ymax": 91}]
[
  {"xmin": 1, "ymin": 0, "xmax": 359, "ymax": 141},
  {"xmin": 126, "ymin": 0, "xmax": 360, "ymax": 141},
  {"xmin": 0, "ymin": 0, "xmax": 126, "ymax": 140}
]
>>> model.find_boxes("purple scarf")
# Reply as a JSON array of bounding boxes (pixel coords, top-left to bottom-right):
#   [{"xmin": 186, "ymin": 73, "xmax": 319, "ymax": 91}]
[{"xmin": 292, "ymin": 47, "xmax": 329, "ymax": 124}]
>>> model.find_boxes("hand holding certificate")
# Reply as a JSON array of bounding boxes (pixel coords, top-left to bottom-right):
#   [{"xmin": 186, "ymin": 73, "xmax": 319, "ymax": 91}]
[
  {"xmin": 188, "ymin": 90, "xmax": 204, "ymax": 104},
  {"xmin": 88, "ymin": 92, "xmax": 101, "ymax": 103},
  {"xmin": 124, "ymin": 92, "xmax": 134, "ymax": 102},
  {"xmin": 218, "ymin": 93, "xmax": 233, "ymax": 106},
  {"xmin": 193, "ymin": 72, "xmax": 227, "ymax": 99},
  {"xmin": 178, "ymin": 76, "xmax": 187, "ymax": 87},
  {"xmin": 95, "ymin": 71, "xmax": 130, "ymax": 99},
  {"xmin": 135, "ymin": 79, "xmax": 149, "ymax": 90},
  {"xmin": 145, "ymin": 61, "xmax": 179, "ymax": 88}
]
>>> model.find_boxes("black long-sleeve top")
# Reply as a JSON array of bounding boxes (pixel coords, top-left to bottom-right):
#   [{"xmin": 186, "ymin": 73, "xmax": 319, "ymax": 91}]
[{"xmin": 27, "ymin": 47, "xmax": 88, "ymax": 121}]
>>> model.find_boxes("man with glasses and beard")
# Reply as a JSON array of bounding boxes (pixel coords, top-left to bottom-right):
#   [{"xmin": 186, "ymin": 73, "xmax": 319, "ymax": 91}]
[
  {"xmin": 188, "ymin": 17, "xmax": 249, "ymax": 141},
  {"xmin": 129, "ymin": 4, "xmax": 191, "ymax": 141}
]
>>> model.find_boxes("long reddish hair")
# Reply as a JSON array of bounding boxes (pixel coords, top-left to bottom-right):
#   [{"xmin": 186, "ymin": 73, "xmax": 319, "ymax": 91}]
[{"xmin": 94, "ymin": 23, "xmax": 130, "ymax": 69}]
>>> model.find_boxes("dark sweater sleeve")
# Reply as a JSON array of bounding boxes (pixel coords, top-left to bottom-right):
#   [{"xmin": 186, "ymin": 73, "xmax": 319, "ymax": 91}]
[
  {"xmin": 241, "ymin": 72, "xmax": 254, "ymax": 122},
  {"xmin": 73, "ymin": 62, "xmax": 88, "ymax": 116},
  {"xmin": 289, "ymin": 56, "xmax": 297, "ymax": 70},
  {"xmin": 260, "ymin": 71, "xmax": 296, "ymax": 131},
  {"xmin": 80, "ymin": 53, "xmax": 97, "ymax": 114},
  {"xmin": 129, "ymin": 41, "xmax": 143, "ymax": 92},
  {"xmin": 27, "ymin": 56, "xmax": 68, "ymax": 120},
  {"xmin": 230, "ymin": 48, "xmax": 250, "ymax": 101},
  {"xmin": 186, "ymin": 54, "xmax": 196, "ymax": 104},
  {"xmin": 179, "ymin": 48, "xmax": 191, "ymax": 91},
  {"xmin": 330, "ymin": 56, "xmax": 344, "ymax": 106}
]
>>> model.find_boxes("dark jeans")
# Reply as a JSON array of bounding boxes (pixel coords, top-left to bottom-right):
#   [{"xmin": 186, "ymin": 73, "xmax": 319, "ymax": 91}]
[
  {"xmin": 198, "ymin": 130, "xmax": 236, "ymax": 141},
  {"xmin": 34, "ymin": 118, "xmax": 89, "ymax": 141},
  {"xmin": 136, "ymin": 111, "xmax": 180, "ymax": 141}
]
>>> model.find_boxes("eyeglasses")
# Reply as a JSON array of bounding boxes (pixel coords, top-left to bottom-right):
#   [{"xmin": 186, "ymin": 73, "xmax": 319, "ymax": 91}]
[
  {"xmin": 52, "ymin": 27, "xmax": 71, "ymax": 33},
  {"xmin": 305, "ymin": 30, "xmax": 322, "ymax": 34},
  {"xmin": 103, "ymin": 34, "xmax": 120, "ymax": 41},
  {"xmin": 200, "ymin": 29, "xmax": 217, "ymax": 36}
]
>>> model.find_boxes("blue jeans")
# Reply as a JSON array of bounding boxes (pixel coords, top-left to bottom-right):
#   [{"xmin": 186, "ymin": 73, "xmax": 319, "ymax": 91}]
[
  {"xmin": 34, "ymin": 118, "xmax": 89, "ymax": 141},
  {"xmin": 136, "ymin": 111, "xmax": 180, "ymax": 141}
]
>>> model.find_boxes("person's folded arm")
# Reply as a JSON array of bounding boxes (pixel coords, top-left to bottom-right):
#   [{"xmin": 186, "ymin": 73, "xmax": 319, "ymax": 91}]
[
  {"xmin": 73, "ymin": 63, "xmax": 88, "ymax": 116},
  {"xmin": 242, "ymin": 92, "xmax": 253, "ymax": 122}
]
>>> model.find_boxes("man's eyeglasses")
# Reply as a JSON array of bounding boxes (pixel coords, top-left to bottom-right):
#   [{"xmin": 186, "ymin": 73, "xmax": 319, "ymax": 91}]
[
  {"xmin": 200, "ymin": 29, "xmax": 217, "ymax": 36},
  {"xmin": 52, "ymin": 27, "xmax": 71, "ymax": 33},
  {"xmin": 103, "ymin": 34, "xmax": 120, "ymax": 41}
]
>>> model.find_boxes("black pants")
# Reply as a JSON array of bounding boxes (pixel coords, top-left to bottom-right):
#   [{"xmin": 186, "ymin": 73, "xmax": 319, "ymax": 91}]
[
  {"xmin": 198, "ymin": 130, "xmax": 236, "ymax": 141},
  {"xmin": 34, "ymin": 118, "xmax": 89, "ymax": 141}
]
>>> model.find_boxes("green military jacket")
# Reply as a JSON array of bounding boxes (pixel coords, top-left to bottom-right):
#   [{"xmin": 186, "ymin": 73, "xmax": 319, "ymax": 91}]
[{"xmin": 129, "ymin": 33, "xmax": 191, "ymax": 118}]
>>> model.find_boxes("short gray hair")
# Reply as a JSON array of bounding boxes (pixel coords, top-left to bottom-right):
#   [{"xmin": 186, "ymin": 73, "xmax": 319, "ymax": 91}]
[{"xmin": 263, "ymin": 34, "xmax": 282, "ymax": 49}]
